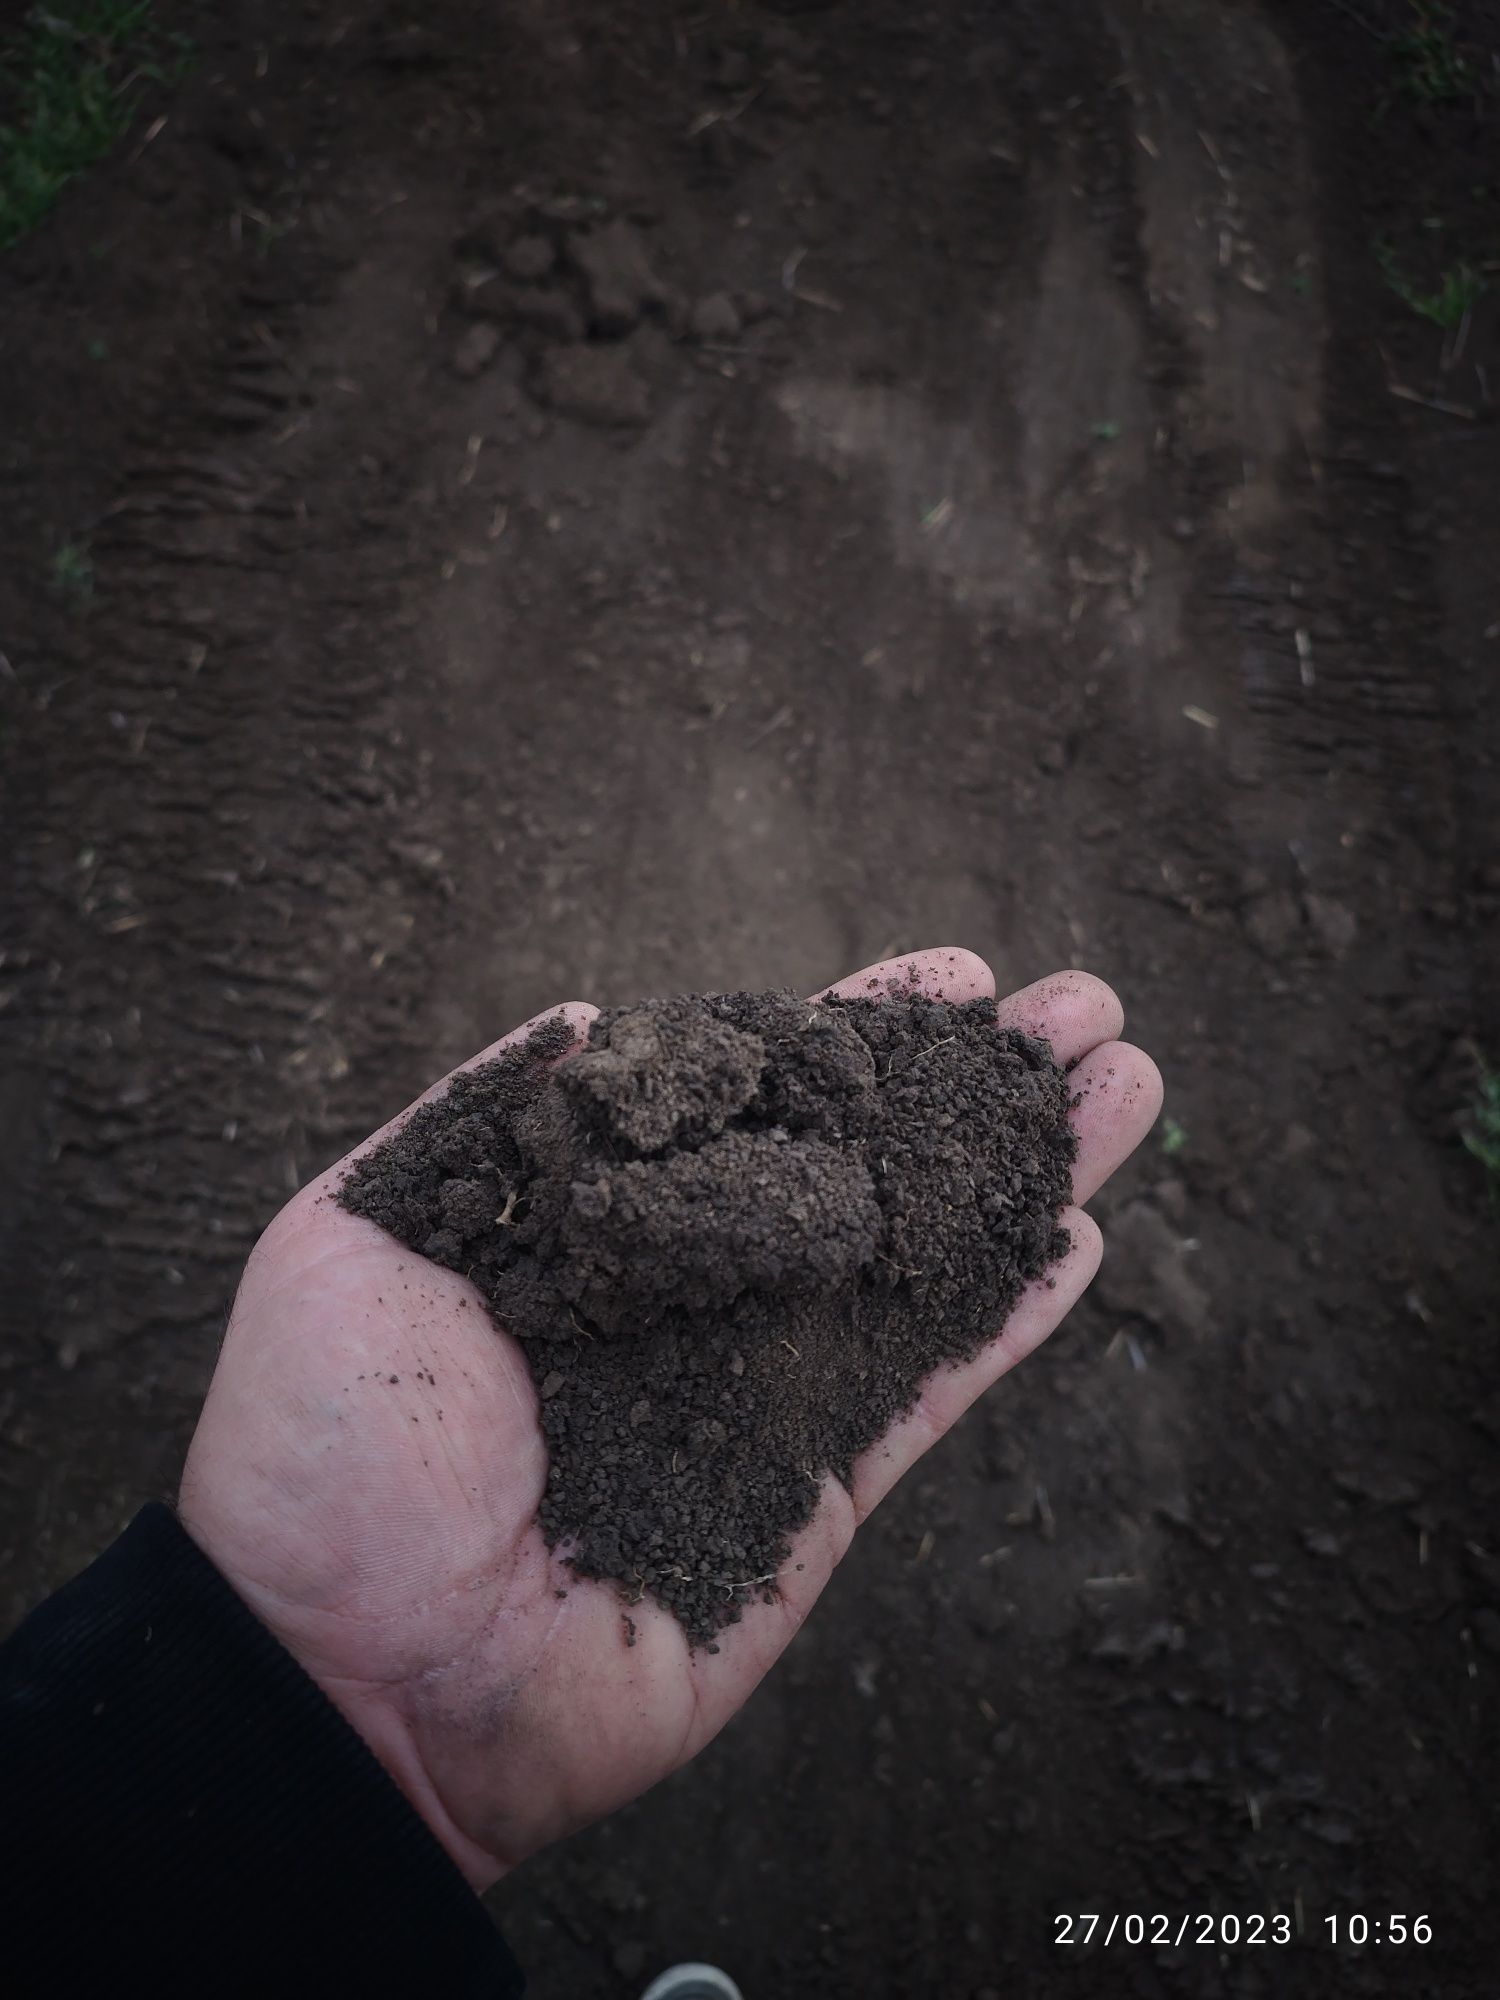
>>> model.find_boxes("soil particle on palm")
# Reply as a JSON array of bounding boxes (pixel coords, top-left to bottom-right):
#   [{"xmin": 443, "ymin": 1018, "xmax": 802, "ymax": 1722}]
[{"xmin": 339, "ymin": 990, "xmax": 1077, "ymax": 1642}]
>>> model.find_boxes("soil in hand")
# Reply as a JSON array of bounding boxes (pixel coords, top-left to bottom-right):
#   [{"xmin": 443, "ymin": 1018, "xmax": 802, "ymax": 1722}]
[{"xmin": 340, "ymin": 987, "xmax": 1077, "ymax": 1643}]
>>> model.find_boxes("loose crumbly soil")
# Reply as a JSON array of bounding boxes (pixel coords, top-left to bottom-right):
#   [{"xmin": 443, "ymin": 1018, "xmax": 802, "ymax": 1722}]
[
  {"xmin": 341, "ymin": 991, "xmax": 1075, "ymax": 1641},
  {"xmin": 3, "ymin": 0, "xmax": 1498, "ymax": 1992}
]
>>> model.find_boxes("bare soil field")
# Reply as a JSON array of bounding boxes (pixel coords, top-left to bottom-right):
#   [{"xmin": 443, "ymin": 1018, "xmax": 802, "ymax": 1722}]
[{"xmin": 2, "ymin": 1, "xmax": 1497, "ymax": 1992}]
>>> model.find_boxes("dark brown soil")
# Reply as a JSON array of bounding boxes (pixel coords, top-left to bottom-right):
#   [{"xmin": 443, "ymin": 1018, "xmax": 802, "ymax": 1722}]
[
  {"xmin": 3, "ymin": 0, "xmax": 1498, "ymax": 1990},
  {"xmin": 340, "ymin": 990, "xmax": 1075, "ymax": 1641}
]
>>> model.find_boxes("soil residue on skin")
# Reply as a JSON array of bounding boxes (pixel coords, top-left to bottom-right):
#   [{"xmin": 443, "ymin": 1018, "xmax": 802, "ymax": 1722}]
[{"xmin": 340, "ymin": 989, "xmax": 1077, "ymax": 1643}]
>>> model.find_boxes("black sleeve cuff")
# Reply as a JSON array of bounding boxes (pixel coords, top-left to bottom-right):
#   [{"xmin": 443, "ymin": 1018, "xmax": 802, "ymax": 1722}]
[{"xmin": 1, "ymin": 1502, "xmax": 524, "ymax": 1999}]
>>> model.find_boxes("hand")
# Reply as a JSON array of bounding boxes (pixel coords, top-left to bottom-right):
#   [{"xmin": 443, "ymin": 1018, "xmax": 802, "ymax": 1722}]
[{"xmin": 179, "ymin": 950, "xmax": 1161, "ymax": 1890}]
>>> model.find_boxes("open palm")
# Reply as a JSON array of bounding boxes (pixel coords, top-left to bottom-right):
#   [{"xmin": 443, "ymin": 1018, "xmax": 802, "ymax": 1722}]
[{"xmin": 179, "ymin": 949, "xmax": 1161, "ymax": 1890}]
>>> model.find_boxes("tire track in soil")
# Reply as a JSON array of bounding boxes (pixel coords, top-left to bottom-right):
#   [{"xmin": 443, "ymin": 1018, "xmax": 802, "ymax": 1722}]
[
  {"xmin": 1, "ymin": 1, "xmax": 1496, "ymax": 1994},
  {"xmin": 0, "ymin": 11, "xmax": 455, "ymax": 1590}
]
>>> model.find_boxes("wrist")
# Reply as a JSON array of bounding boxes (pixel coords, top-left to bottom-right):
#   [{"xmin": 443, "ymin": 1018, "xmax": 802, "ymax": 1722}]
[
  {"xmin": 176, "ymin": 1506, "xmax": 508, "ymax": 1895},
  {"xmin": 320, "ymin": 1681, "xmax": 509, "ymax": 1896}
]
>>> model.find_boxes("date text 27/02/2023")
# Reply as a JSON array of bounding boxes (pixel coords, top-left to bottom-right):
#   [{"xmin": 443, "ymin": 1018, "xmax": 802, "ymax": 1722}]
[{"xmin": 1053, "ymin": 1913, "xmax": 1434, "ymax": 1949}]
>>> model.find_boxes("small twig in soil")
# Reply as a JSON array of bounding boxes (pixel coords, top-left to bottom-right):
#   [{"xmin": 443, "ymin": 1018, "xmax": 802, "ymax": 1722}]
[
  {"xmin": 876, "ymin": 1250, "xmax": 921, "ymax": 1280},
  {"xmin": 1197, "ymin": 127, "xmax": 1229, "ymax": 180},
  {"xmin": 128, "ymin": 114, "xmax": 168, "ymax": 166},
  {"xmin": 780, "ymin": 1338, "xmax": 801, "ymax": 1359},
  {"xmin": 1379, "ymin": 338, "xmax": 1482, "ymax": 421},
  {"xmin": 494, "ymin": 1189, "xmax": 518, "ymax": 1227},
  {"xmin": 781, "ymin": 246, "xmax": 842, "ymax": 313},
  {"xmin": 1387, "ymin": 382, "xmax": 1480, "ymax": 420},
  {"xmin": 745, "ymin": 702, "xmax": 793, "ymax": 749},
  {"xmin": 1320, "ymin": 0, "xmax": 1387, "ymax": 42},
  {"xmin": 878, "ymin": 1035, "xmax": 955, "ymax": 1084},
  {"xmin": 686, "ymin": 84, "xmax": 765, "ymax": 138},
  {"xmin": 1450, "ymin": 307, "xmax": 1474, "ymax": 372},
  {"xmin": 718, "ymin": 1572, "xmax": 778, "ymax": 1597},
  {"xmin": 663, "ymin": 1564, "xmax": 780, "ymax": 1597}
]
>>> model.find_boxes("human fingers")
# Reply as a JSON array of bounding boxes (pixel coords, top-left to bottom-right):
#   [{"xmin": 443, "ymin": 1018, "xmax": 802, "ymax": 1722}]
[
  {"xmin": 995, "ymin": 969, "xmax": 1123, "ymax": 1068},
  {"xmin": 812, "ymin": 945, "xmax": 996, "ymax": 1006},
  {"xmin": 1067, "ymin": 1041, "xmax": 1164, "ymax": 1205}
]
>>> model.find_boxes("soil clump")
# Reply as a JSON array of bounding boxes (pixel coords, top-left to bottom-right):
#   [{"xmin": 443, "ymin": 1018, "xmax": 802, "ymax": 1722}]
[{"xmin": 340, "ymin": 989, "xmax": 1076, "ymax": 1642}]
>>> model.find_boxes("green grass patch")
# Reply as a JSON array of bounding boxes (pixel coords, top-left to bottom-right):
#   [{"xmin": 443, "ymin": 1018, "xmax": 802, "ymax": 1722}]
[
  {"xmin": 1376, "ymin": 239, "xmax": 1487, "ymax": 328},
  {"xmin": 1463, "ymin": 1068, "xmax": 1500, "ymax": 1205},
  {"xmin": 50, "ymin": 538, "xmax": 94, "ymax": 605},
  {"xmin": 0, "ymin": 2, "xmax": 191, "ymax": 250},
  {"xmin": 1390, "ymin": 3, "xmax": 1475, "ymax": 107}
]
